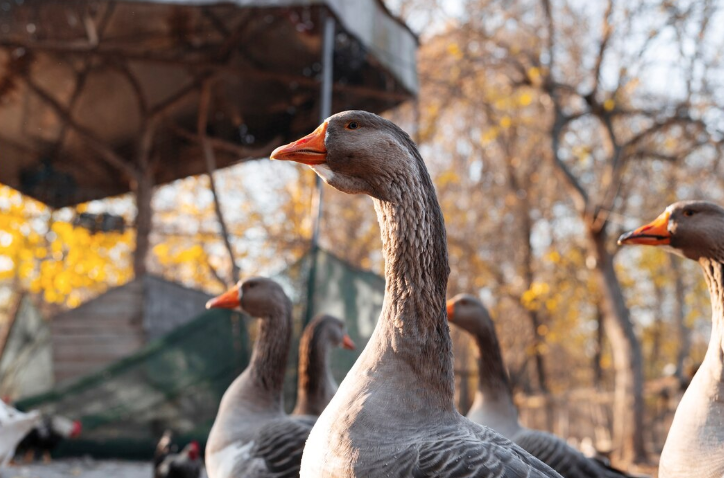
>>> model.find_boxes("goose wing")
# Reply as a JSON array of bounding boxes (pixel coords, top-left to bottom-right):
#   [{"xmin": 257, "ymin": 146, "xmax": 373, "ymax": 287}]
[
  {"xmin": 514, "ymin": 428, "xmax": 631, "ymax": 478},
  {"xmin": 351, "ymin": 422, "xmax": 561, "ymax": 478},
  {"xmin": 248, "ymin": 415, "xmax": 316, "ymax": 478}
]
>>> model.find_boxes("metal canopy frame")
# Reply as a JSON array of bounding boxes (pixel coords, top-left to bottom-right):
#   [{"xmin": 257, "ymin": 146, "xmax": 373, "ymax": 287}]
[
  {"xmin": 0, "ymin": 0, "xmax": 417, "ymax": 277},
  {"xmin": 0, "ymin": 0, "xmax": 418, "ymax": 208}
]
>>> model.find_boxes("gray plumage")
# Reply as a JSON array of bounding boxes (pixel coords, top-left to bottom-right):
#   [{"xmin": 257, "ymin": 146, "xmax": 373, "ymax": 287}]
[
  {"xmin": 272, "ymin": 111, "xmax": 561, "ymax": 478},
  {"xmin": 205, "ymin": 278, "xmax": 315, "ymax": 478},
  {"xmin": 292, "ymin": 315, "xmax": 349, "ymax": 416},
  {"xmin": 620, "ymin": 200, "xmax": 724, "ymax": 478},
  {"xmin": 447, "ymin": 294, "xmax": 632, "ymax": 478}
]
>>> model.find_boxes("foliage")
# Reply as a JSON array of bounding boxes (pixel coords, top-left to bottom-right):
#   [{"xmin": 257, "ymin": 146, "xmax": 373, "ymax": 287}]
[{"xmin": 0, "ymin": 185, "xmax": 134, "ymax": 308}]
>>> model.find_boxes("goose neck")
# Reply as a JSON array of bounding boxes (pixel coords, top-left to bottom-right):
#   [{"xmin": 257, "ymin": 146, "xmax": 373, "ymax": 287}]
[
  {"xmin": 369, "ymin": 159, "xmax": 455, "ymax": 408},
  {"xmin": 295, "ymin": 332, "xmax": 335, "ymax": 415},
  {"xmin": 247, "ymin": 300, "xmax": 292, "ymax": 409},
  {"xmin": 470, "ymin": 325, "xmax": 515, "ymax": 406},
  {"xmin": 700, "ymin": 258, "xmax": 724, "ymax": 354}
]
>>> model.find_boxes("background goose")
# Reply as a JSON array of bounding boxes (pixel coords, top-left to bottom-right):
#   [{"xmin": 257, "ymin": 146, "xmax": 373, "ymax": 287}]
[
  {"xmin": 205, "ymin": 277, "xmax": 315, "ymax": 478},
  {"xmin": 619, "ymin": 200, "xmax": 724, "ymax": 478},
  {"xmin": 0, "ymin": 400, "xmax": 41, "ymax": 468},
  {"xmin": 271, "ymin": 110, "xmax": 561, "ymax": 477},
  {"xmin": 154, "ymin": 441, "xmax": 202, "ymax": 478},
  {"xmin": 293, "ymin": 314, "xmax": 355, "ymax": 417},
  {"xmin": 447, "ymin": 293, "xmax": 634, "ymax": 478}
]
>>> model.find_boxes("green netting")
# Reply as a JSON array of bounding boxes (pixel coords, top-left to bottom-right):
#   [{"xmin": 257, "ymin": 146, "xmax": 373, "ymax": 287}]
[
  {"xmin": 14, "ymin": 248, "xmax": 384, "ymax": 459},
  {"xmin": 272, "ymin": 249, "xmax": 385, "ymax": 410},
  {"xmin": 16, "ymin": 308, "xmax": 250, "ymax": 459}
]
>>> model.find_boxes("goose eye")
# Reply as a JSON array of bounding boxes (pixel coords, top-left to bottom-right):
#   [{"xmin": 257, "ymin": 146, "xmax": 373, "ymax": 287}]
[
  {"xmin": 683, "ymin": 210, "xmax": 695, "ymax": 217},
  {"xmin": 346, "ymin": 121, "xmax": 359, "ymax": 130}
]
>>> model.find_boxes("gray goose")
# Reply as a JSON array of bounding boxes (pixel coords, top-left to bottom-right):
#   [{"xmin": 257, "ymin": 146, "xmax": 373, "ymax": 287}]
[
  {"xmin": 271, "ymin": 110, "xmax": 561, "ymax": 477},
  {"xmin": 619, "ymin": 200, "xmax": 724, "ymax": 478},
  {"xmin": 293, "ymin": 314, "xmax": 356, "ymax": 416},
  {"xmin": 447, "ymin": 294, "xmax": 634, "ymax": 478},
  {"xmin": 204, "ymin": 277, "xmax": 315, "ymax": 478}
]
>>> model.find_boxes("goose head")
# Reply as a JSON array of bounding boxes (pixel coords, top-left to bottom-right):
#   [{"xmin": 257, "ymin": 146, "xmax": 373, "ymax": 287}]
[
  {"xmin": 306, "ymin": 314, "xmax": 356, "ymax": 351},
  {"xmin": 271, "ymin": 110, "xmax": 422, "ymax": 202},
  {"xmin": 185, "ymin": 441, "xmax": 200, "ymax": 461},
  {"xmin": 324, "ymin": 315, "xmax": 356, "ymax": 351},
  {"xmin": 446, "ymin": 293, "xmax": 494, "ymax": 336},
  {"xmin": 618, "ymin": 200, "xmax": 724, "ymax": 262},
  {"xmin": 206, "ymin": 277, "xmax": 289, "ymax": 318}
]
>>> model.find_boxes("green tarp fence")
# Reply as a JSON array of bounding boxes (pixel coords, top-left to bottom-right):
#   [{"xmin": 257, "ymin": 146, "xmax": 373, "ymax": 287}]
[{"xmin": 16, "ymin": 248, "xmax": 385, "ymax": 459}]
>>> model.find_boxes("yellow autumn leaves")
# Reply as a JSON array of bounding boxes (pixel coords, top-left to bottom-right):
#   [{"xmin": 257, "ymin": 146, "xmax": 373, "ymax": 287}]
[{"xmin": 0, "ymin": 185, "xmax": 134, "ymax": 308}]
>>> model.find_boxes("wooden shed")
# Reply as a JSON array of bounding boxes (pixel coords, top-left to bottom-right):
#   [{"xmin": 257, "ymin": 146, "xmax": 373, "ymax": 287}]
[{"xmin": 50, "ymin": 275, "xmax": 211, "ymax": 384}]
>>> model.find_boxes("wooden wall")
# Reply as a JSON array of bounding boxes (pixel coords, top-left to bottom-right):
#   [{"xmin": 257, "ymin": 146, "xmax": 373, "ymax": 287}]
[
  {"xmin": 142, "ymin": 276, "xmax": 211, "ymax": 340},
  {"xmin": 51, "ymin": 280, "xmax": 145, "ymax": 384},
  {"xmin": 50, "ymin": 276, "xmax": 212, "ymax": 385}
]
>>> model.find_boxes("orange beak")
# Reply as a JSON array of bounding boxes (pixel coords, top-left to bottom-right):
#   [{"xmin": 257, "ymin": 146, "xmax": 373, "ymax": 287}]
[
  {"xmin": 342, "ymin": 334, "xmax": 356, "ymax": 351},
  {"xmin": 206, "ymin": 284, "xmax": 241, "ymax": 309},
  {"xmin": 270, "ymin": 122, "xmax": 328, "ymax": 165},
  {"xmin": 446, "ymin": 300, "xmax": 455, "ymax": 321},
  {"xmin": 618, "ymin": 210, "xmax": 672, "ymax": 246}
]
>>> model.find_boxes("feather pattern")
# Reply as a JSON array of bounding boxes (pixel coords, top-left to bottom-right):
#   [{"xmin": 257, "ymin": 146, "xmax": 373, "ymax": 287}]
[{"xmin": 513, "ymin": 429, "xmax": 630, "ymax": 478}]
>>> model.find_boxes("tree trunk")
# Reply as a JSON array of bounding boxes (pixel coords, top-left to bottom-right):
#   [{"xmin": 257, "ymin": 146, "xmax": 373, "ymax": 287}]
[
  {"xmin": 199, "ymin": 80, "xmax": 239, "ymax": 285},
  {"xmin": 650, "ymin": 282, "xmax": 664, "ymax": 378},
  {"xmin": 588, "ymin": 226, "xmax": 647, "ymax": 464},
  {"xmin": 519, "ymin": 196, "xmax": 548, "ymax": 393},
  {"xmin": 593, "ymin": 302, "xmax": 604, "ymax": 388},
  {"xmin": 669, "ymin": 256, "xmax": 690, "ymax": 384},
  {"xmin": 132, "ymin": 169, "xmax": 154, "ymax": 278}
]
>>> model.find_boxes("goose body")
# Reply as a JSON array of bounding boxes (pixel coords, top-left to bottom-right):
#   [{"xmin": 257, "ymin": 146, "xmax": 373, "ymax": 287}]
[
  {"xmin": 447, "ymin": 294, "xmax": 632, "ymax": 478},
  {"xmin": 620, "ymin": 200, "xmax": 724, "ymax": 478},
  {"xmin": 205, "ymin": 277, "xmax": 315, "ymax": 478},
  {"xmin": 271, "ymin": 111, "xmax": 561, "ymax": 478},
  {"xmin": 0, "ymin": 400, "xmax": 41, "ymax": 467}
]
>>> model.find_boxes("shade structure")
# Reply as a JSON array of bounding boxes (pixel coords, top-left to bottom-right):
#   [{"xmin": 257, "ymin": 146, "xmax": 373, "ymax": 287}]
[{"xmin": 0, "ymin": 0, "xmax": 418, "ymax": 207}]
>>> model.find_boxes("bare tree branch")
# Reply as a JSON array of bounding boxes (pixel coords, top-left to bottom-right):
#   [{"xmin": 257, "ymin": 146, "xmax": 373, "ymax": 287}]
[
  {"xmin": 21, "ymin": 74, "xmax": 137, "ymax": 178},
  {"xmin": 591, "ymin": 0, "xmax": 615, "ymax": 95},
  {"xmin": 198, "ymin": 79, "xmax": 240, "ymax": 285}
]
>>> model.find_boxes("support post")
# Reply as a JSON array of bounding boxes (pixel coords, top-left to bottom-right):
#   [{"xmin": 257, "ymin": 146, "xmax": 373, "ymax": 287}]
[{"xmin": 303, "ymin": 13, "xmax": 335, "ymax": 327}]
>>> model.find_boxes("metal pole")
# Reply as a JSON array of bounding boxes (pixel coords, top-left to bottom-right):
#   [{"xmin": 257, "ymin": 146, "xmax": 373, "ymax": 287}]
[{"xmin": 304, "ymin": 13, "xmax": 335, "ymax": 327}]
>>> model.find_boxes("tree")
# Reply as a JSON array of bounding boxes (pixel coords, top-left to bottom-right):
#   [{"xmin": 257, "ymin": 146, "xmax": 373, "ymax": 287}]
[{"xmin": 396, "ymin": 0, "xmax": 723, "ymax": 464}]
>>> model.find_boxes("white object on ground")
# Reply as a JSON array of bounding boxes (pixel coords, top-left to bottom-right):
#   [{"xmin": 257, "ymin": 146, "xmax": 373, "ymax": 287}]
[{"xmin": 0, "ymin": 400, "xmax": 41, "ymax": 468}]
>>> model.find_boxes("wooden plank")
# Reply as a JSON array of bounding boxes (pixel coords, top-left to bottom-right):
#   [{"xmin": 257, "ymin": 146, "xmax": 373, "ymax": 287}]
[
  {"xmin": 52, "ymin": 333, "xmax": 144, "ymax": 343},
  {"xmin": 54, "ymin": 342, "xmax": 142, "ymax": 358}
]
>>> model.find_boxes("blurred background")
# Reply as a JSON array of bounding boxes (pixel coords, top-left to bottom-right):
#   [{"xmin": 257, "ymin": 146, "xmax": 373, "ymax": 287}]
[{"xmin": 0, "ymin": 0, "xmax": 723, "ymax": 475}]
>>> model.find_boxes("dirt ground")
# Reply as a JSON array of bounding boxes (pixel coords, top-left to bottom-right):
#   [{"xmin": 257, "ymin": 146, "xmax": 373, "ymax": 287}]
[{"xmin": 1, "ymin": 458, "xmax": 207, "ymax": 478}]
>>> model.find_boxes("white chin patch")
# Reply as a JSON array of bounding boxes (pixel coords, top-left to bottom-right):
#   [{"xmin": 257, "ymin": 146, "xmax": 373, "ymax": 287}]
[{"xmin": 310, "ymin": 164, "xmax": 335, "ymax": 183}]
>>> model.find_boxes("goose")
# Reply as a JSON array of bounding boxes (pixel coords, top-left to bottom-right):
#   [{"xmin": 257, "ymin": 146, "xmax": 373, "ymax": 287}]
[
  {"xmin": 447, "ymin": 293, "xmax": 634, "ymax": 478},
  {"xmin": 619, "ymin": 200, "xmax": 724, "ymax": 478},
  {"xmin": 0, "ymin": 400, "xmax": 41, "ymax": 468},
  {"xmin": 204, "ymin": 277, "xmax": 316, "ymax": 478},
  {"xmin": 154, "ymin": 441, "xmax": 202, "ymax": 478},
  {"xmin": 271, "ymin": 110, "xmax": 561, "ymax": 477},
  {"xmin": 293, "ymin": 314, "xmax": 356, "ymax": 416}
]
